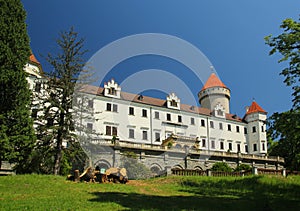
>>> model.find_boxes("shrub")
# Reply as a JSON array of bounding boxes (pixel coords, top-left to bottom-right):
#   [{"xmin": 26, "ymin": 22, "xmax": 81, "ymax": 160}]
[
  {"xmin": 234, "ymin": 164, "xmax": 252, "ymax": 172},
  {"xmin": 211, "ymin": 162, "xmax": 232, "ymax": 172}
]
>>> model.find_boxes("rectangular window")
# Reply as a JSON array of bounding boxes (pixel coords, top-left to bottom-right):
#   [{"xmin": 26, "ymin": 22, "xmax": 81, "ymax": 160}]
[
  {"xmin": 142, "ymin": 109, "xmax": 147, "ymax": 117},
  {"xmin": 210, "ymin": 121, "xmax": 214, "ymax": 128},
  {"xmin": 112, "ymin": 127, "xmax": 117, "ymax": 136},
  {"xmin": 129, "ymin": 129, "xmax": 134, "ymax": 138},
  {"xmin": 106, "ymin": 103, "xmax": 111, "ymax": 111},
  {"xmin": 219, "ymin": 122, "xmax": 223, "ymax": 130},
  {"xmin": 252, "ymin": 126, "xmax": 256, "ymax": 133},
  {"xmin": 35, "ymin": 82, "xmax": 41, "ymax": 92},
  {"xmin": 154, "ymin": 111, "xmax": 159, "ymax": 119},
  {"xmin": 31, "ymin": 109, "xmax": 38, "ymax": 119},
  {"xmin": 261, "ymin": 126, "xmax": 264, "ymax": 132},
  {"xmin": 191, "ymin": 117, "xmax": 195, "ymax": 125},
  {"xmin": 113, "ymin": 104, "xmax": 118, "ymax": 112},
  {"xmin": 220, "ymin": 141, "xmax": 224, "ymax": 150},
  {"xmin": 167, "ymin": 113, "xmax": 171, "ymax": 121},
  {"xmin": 211, "ymin": 140, "xmax": 215, "ymax": 149},
  {"xmin": 201, "ymin": 119, "xmax": 205, "ymax": 127},
  {"xmin": 253, "ymin": 143, "xmax": 257, "ymax": 151},
  {"xmin": 178, "ymin": 115, "xmax": 182, "ymax": 123},
  {"xmin": 88, "ymin": 99, "xmax": 93, "ymax": 108},
  {"xmin": 244, "ymin": 127, "xmax": 248, "ymax": 134},
  {"xmin": 87, "ymin": 123, "xmax": 93, "ymax": 131},
  {"xmin": 228, "ymin": 124, "xmax": 231, "ymax": 131},
  {"xmin": 237, "ymin": 144, "xmax": 241, "ymax": 152},
  {"xmin": 129, "ymin": 107, "xmax": 134, "ymax": 115},
  {"xmin": 202, "ymin": 139, "xmax": 206, "ymax": 147},
  {"xmin": 262, "ymin": 142, "xmax": 265, "ymax": 151},
  {"xmin": 228, "ymin": 142, "xmax": 232, "ymax": 151},
  {"xmin": 245, "ymin": 145, "xmax": 248, "ymax": 153},
  {"xmin": 142, "ymin": 131, "xmax": 148, "ymax": 140},
  {"xmin": 155, "ymin": 132, "xmax": 160, "ymax": 142},
  {"xmin": 106, "ymin": 126, "xmax": 111, "ymax": 135},
  {"xmin": 236, "ymin": 126, "xmax": 240, "ymax": 133}
]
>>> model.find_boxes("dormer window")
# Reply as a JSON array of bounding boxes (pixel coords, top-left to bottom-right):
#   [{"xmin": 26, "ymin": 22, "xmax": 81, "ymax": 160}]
[
  {"xmin": 108, "ymin": 87, "xmax": 116, "ymax": 95},
  {"xmin": 167, "ymin": 93, "xmax": 180, "ymax": 110},
  {"xmin": 104, "ymin": 79, "xmax": 121, "ymax": 98}
]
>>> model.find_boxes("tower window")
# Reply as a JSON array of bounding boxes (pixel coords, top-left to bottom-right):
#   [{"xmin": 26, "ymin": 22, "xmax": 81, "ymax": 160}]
[
  {"xmin": 106, "ymin": 103, "xmax": 111, "ymax": 111},
  {"xmin": 210, "ymin": 121, "xmax": 214, "ymax": 128},
  {"xmin": 87, "ymin": 123, "xmax": 93, "ymax": 131},
  {"xmin": 262, "ymin": 142, "xmax": 265, "ymax": 151},
  {"xmin": 245, "ymin": 145, "xmax": 248, "ymax": 153},
  {"xmin": 211, "ymin": 140, "xmax": 215, "ymax": 149},
  {"xmin": 35, "ymin": 82, "xmax": 41, "ymax": 92},
  {"xmin": 220, "ymin": 141, "xmax": 224, "ymax": 150},
  {"xmin": 113, "ymin": 104, "xmax": 118, "ymax": 112},
  {"xmin": 236, "ymin": 126, "xmax": 240, "ymax": 133},
  {"xmin": 108, "ymin": 87, "xmax": 116, "ymax": 95},
  {"xmin": 170, "ymin": 100, "xmax": 177, "ymax": 107},
  {"xmin": 252, "ymin": 126, "xmax": 257, "ymax": 133},
  {"xmin": 244, "ymin": 127, "xmax": 248, "ymax": 134},
  {"xmin": 261, "ymin": 126, "xmax": 264, "ymax": 132}
]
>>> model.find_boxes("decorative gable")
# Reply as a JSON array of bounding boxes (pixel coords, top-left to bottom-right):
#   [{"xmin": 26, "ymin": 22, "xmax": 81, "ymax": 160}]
[
  {"xmin": 214, "ymin": 103, "xmax": 225, "ymax": 118},
  {"xmin": 167, "ymin": 93, "xmax": 180, "ymax": 110},
  {"xmin": 104, "ymin": 79, "xmax": 121, "ymax": 98}
]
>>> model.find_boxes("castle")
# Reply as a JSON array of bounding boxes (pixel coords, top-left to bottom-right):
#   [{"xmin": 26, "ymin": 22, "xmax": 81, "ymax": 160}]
[{"xmin": 25, "ymin": 53, "xmax": 284, "ymax": 174}]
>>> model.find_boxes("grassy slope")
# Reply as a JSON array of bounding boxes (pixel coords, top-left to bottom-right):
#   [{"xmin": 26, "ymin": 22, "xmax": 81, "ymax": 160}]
[{"xmin": 0, "ymin": 175, "xmax": 300, "ymax": 211}]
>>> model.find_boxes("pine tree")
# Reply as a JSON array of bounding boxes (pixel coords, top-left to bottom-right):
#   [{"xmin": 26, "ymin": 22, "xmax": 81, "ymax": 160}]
[
  {"xmin": 37, "ymin": 28, "xmax": 89, "ymax": 175},
  {"xmin": 0, "ymin": 0, "xmax": 36, "ymax": 173}
]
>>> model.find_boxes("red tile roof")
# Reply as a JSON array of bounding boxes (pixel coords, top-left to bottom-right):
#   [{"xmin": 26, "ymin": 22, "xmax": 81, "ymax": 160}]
[
  {"xmin": 29, "ymin": 53, "xmax": 40, "ymax": 65},
  {"xmin": 246, "ymin": 101, "xmax": 267, "ymax": 115},
  {"xmin": 201, "ymin": 73, "xmax": 227, "ymax": 91},
  {"xmin": 79, "ymin": 84, "xmax": 244, "ymax": 123}
]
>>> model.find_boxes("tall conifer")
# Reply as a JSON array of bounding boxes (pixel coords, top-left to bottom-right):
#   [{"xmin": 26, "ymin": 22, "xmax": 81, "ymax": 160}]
[{"xmin": 0, "ymin": 0, "xmax": 36, "ymax": 173}]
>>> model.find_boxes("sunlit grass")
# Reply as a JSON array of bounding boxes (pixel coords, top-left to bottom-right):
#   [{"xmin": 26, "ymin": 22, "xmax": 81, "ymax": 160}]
[{"xmin": 0, "ymin": 174, "xmax": 300, "ymax": 210}]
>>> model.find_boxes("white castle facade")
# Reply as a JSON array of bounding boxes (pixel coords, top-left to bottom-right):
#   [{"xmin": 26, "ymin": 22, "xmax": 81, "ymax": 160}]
[{"xmin": 25, "ymin": 53, "xmax": 268, "ymax": 157}]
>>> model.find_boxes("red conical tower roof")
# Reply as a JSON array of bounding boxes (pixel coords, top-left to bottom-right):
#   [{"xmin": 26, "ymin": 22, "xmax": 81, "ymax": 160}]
[
  {"xmin": 246, "ymin": 101, "xmax": 267, "ymax": 115},
  {"xmin": 201, "ymin": 73, "xmax": 227, "ymax": 91},
  {"xmin": 29, "ymin": 53, "xmax": 40, "ymax": 65}
]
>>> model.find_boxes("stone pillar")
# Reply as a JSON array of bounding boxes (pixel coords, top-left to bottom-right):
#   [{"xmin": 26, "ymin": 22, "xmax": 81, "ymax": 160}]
[
  {"xmin": 165, "ymin": 166, "xmax": 172, "ymax": 176},
  {"xmin": 113, "ymin": 150, "xmax": 120, "ymax": 167},
  {"xmin": 252, "ymin": 166, "xmax": 258, "ymax": 175},
  {"xmin": 282, "ymin": 168, "xmax": 286, "ymax": 177}
]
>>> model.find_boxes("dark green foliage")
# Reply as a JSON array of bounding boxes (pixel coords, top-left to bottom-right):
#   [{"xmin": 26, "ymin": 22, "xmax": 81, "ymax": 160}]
[
  {"xmin": 267, "ymin": 110, "xmax": 300, "ymax": 170},
  {"xmin": 0, "ymin": 0, "xmax": 36, "ymax": 172},
  {"xmin": 235, "ymin": 164, "xmax": 252, "ymax": 172},
  {"xmin": 211, "ymin": 162, "xmax": 232, "ymax": 172},
  {"xmin": 265, "ymin": 17, "xmax": 300, "ymax": 171},
  {"xmin": 265, "ymin": 18, "xmax": 300, "ymax": 109}
]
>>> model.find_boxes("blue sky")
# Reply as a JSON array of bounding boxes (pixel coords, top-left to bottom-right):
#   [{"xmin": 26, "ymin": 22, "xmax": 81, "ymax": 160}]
[{"xmin": 22, "ymin": 1, "xmax": 299, "ymax": 117}]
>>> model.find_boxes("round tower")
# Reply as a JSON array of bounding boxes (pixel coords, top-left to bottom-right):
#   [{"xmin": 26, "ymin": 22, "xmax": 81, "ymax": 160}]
[{"xmin": 198, "ymin": 73, "xmax": 231, "ymax": 113}]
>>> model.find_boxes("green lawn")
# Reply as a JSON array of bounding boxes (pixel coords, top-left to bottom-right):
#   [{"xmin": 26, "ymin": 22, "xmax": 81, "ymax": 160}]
[{"xmin": 0, "ymin": 174, "xmax": 300, "ymax": 210}]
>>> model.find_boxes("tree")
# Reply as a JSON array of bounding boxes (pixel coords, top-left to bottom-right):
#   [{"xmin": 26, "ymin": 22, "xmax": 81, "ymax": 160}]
[
  {"xmin": 37, "ymin": 28, "xmax": 88, "ymax": 175},
  {"xmin": 265, "ymin": 17, "xmax": 300, "ymax": 170},
  {"xmin": 265, "ymin": 18, "xmax": 300, "ymax": 109},
  {"xmin": 0, "ymin": 0, "xmax": 36, "ymax": 173},
  {"xmin": 267, "ymin": 111, "xmax": 300, "ymax": 170},
  {"xmin": 211, "ymin": 162, "xmax": 232, "ymax": 172}
]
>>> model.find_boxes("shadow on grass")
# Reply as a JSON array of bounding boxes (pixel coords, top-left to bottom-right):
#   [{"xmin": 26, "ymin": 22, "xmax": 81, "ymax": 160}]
[{"xmin": 89, "ymin": 176, "xmax": 300, "ymax": 211}]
